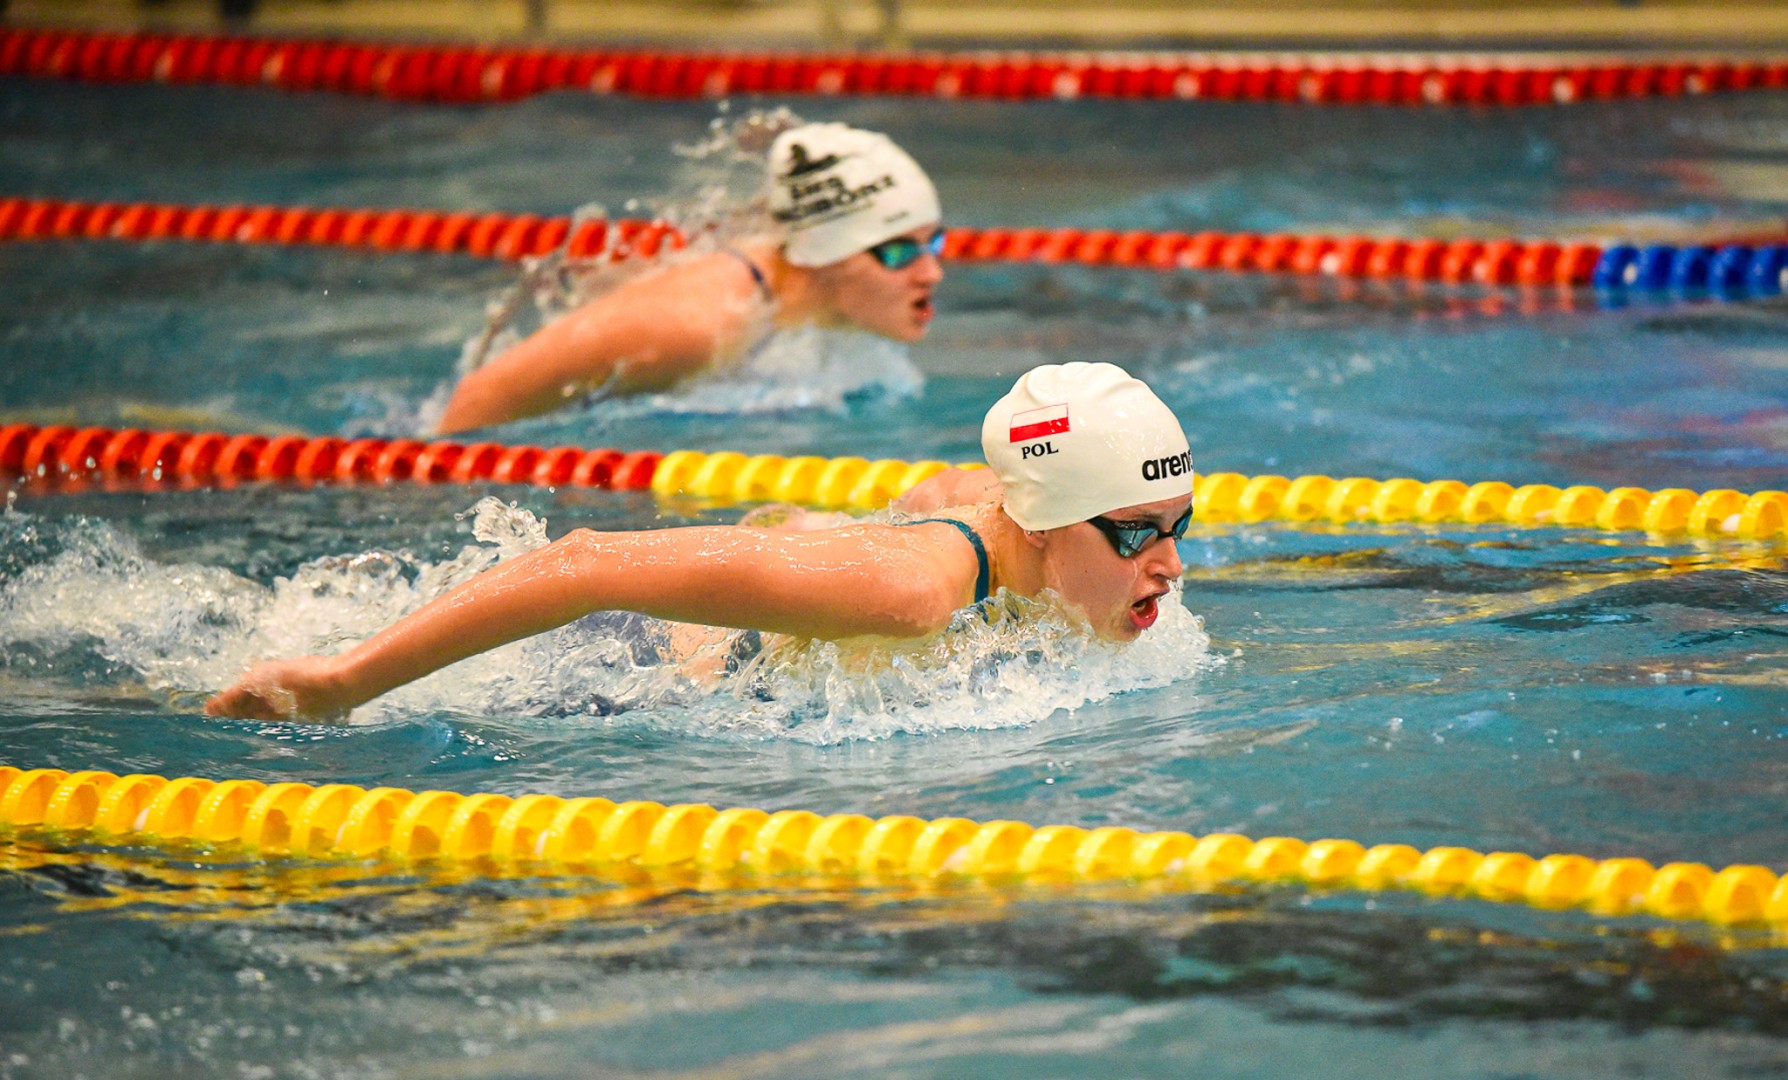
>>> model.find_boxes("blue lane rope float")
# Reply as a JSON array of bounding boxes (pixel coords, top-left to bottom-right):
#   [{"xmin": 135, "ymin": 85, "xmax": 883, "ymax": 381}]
[{"xmin": 1592, "ymin": 243, "xmax": 1788, "ymax": 296}]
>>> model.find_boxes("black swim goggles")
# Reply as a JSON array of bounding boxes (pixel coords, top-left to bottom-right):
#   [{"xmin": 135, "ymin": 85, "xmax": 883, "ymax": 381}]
[
  {"xmin": 1086, "ymin": 505, "xmax": 1194, "ymax": 558},
  {"xmin": 866, "ymin": 229, "xmax": 945, "ymax": 271}
]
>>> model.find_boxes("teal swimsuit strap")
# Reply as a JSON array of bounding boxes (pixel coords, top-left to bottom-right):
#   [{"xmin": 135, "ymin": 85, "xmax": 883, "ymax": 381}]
[{"xmin": 895, "ymin": 518, "xmax": 990, "ymax": 604}]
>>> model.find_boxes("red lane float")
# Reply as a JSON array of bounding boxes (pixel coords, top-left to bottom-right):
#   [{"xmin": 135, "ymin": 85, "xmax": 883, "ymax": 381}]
[
  {"xmin": 10, "ymin": 192, "xmax": 1773, "ymax": 295},
  {"xmin": 9, "ymin": 194, "xmax": 1786, "ymax": 299},
  {"xmin": 0, "ymin": 195, "xmax": 1614, "ymax": 285},
  {"xmin": 0, "ymin": 195, "xmax": 678, "ymax": 264},
  {"xmin": 3, "ymin": 27, "xmax": 1786, "ymax": 105},
  {"xmin": 0, "ymin": 423, "xmax": 663, "ymax": 493},
  {"xmin": 940, "ymin": 224, "xmax": 1608, "ymax": 286}
]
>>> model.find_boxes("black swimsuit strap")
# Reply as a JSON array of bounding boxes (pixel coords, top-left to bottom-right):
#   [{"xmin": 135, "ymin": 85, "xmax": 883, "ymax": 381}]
[
  {"xmin": 895, "ymin": 518, "xmax": 990, "ymax": 605},
  {"xmin": 724, "ymin": 248, "xmax": 774, "ymax": 303}
]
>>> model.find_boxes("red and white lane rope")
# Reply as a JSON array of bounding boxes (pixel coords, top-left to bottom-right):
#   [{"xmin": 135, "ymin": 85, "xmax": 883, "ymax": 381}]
[
  {"xmin": 9, "ymin": 194, "xmax": 1788, "ymax": 297},
  {"xmin": 4, "ymin": 27, "xmax": 1786, "ymax": 106}
]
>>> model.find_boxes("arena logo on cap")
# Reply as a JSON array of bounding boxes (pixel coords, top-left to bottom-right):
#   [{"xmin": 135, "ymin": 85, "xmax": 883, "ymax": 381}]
[
  {"xmin": 1009, "ymin": 404, "xmax": 1070, "ymax": 443},
  {"xmin": 1140, "ymin": 450, "xmax": 1193, "ymax": 482}
]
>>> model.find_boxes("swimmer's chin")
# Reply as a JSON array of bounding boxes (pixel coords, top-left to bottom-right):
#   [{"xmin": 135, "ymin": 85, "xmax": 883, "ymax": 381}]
[
  {"xmin": 1017, "ymin": 589, "xmax": 1147, "ymax": 645},
  {"xmin": 1044, "ymin": 590, "xmax": 1184, "ymax": 645}
]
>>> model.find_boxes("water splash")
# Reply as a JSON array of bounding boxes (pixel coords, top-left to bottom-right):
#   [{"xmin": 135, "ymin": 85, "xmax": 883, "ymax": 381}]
[
  {"xmin": 706, "ymin": 584, "xmax": 1213, "ymax": 745},
  {"xmin": 606, "ymin": 324, "xmax": 922, "ymax": 418},
  {"xmin": 0, "ymin": 500, "xmax": 1213, "ymax": 740},
  {"xmin": 0, "ymin": 503, "xmax": 268, "ymax": 691},
  {"xmin": 454, "ymin": 108, "xmax": 793, "ymax": 364}
]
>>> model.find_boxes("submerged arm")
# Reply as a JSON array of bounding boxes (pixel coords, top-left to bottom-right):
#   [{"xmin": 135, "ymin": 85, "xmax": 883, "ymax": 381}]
[{"xmin": 205, "ymin": 524, "xmax": 975, "ymax": 721}]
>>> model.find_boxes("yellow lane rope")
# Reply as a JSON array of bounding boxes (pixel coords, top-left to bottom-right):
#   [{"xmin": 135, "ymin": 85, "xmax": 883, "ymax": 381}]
[
  {"xmin": 1, "ymin": 766, "xmax": 1781, "ymax": 928},
  {"xmin": 8, "ymin": 423, "xmax": 1782, "ymax": 540},
  {"xmin": 650, "ymin": 448, "xmax": 1788, "ymax": 540}
]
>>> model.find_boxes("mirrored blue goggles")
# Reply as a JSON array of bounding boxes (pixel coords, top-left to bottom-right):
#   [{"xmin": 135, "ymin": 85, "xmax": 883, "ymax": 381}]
[
  {"xmin": 867, "ymin": 229, "xmax": 945, "ymax": 270},
  {"xmin": 1087, "ymin": 506, "xmax": 1194, "ymax": 558}
]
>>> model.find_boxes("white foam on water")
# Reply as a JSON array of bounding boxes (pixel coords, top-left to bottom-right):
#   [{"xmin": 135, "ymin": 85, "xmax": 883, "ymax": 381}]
[
  {"xmin": 604, "ymin": 324, "xmax": 923, "ymax": 418},
  {"xmin": 697, "ymin": 582, "xmax": 1214, "ymax": 745}
]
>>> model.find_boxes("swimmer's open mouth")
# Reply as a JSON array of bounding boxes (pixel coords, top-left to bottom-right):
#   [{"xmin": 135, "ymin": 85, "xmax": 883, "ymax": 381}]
[
  {"xmin": 913, "ymin": 295, "xmax": 934, "ymax": 319},
  {"xmin": 1129, "ymin": 592, "xmax": 1163, "ymax": 630}
]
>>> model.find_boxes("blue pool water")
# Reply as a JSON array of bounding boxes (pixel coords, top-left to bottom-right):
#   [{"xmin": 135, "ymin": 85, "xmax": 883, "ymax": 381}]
[{"xmin": 3, "ymin": 73, "xmax": 1788, "ymax": 1078}]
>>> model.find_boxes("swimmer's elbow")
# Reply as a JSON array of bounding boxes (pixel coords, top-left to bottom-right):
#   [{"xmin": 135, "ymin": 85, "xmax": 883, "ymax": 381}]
[
  {"xmin": 436, "ymin": 370, "xmax": 514, "ymax": 435},
  {"xmin": 555, "ymin": 527, "xmax": 605, "ymax": 562},
  {"xmin": 865, "ymin": 577, "xmax": 964, "ymax": 638},
  {"xmin": 433, "ymin": 391, "xmax": 477, "ymax": 436}
]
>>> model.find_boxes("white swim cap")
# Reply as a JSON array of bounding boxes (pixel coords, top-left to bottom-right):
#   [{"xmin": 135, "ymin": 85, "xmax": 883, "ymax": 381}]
[
  {"xmin": 768, "ymin": 122, "xmax": 940, "ymax": 268},
  {"xmin": 981, "ymin": 362, "xmax": 1194, "ymax": 532}
]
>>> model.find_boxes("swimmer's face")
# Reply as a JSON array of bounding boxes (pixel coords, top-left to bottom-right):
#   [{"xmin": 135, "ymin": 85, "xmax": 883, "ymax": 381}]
[
  {"xmin": 1026, "ymin": 493, "xmax": 1189, "ymax": 642},
  {"xmin": 809, "ymin": 225, "xmax": 944, "ymax": 342}
]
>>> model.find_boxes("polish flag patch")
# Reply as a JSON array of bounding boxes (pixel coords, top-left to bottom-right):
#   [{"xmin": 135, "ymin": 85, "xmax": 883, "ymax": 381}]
[{"xmin": 1009, "ymin": 403, "xmax": 1070, "ymax": 443}]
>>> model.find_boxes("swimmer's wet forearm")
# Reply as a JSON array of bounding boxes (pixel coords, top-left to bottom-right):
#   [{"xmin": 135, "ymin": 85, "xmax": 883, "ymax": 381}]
[
  {"xmin": 207, "ymin": 537, "xmax": 612, "ymax": 720},
  {"xmin": 437, "ymin": 307, "xmax": 628, "ymax": 433},
  {"xmin": 213, "ymin": 522, "xmax": 963, "ymax": 718},
  {"xmin": 324, "ymin": 534, "xmax": 621, "ymax": 704},
  {"xmin": 311, "ymin": 524, "xmax": 830, "ymax": 705},
  {"xmin": 437, "ymin": 346, "xmax": 602, "ymax": 434}
]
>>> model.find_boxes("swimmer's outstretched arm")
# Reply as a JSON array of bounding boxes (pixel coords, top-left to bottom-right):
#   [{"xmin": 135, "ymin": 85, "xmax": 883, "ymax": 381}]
[
  {"xmin": 436, "ymin": 256, "xmax": 763, "ymax": 435},
  {"xmin": 204, "ymin": 523, "xmax": 976, "ymax": 721}
]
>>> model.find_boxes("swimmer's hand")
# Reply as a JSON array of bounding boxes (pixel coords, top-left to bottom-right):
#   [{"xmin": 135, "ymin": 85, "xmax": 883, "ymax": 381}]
[{"xmin": 203, "ymin": 656, "xmax": 358, "ymax": 723}]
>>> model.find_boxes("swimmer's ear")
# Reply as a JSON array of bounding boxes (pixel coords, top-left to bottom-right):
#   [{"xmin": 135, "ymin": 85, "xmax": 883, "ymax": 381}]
[{"xmin": 1021, "ymin": 529, "xmax": 1048, "ymax": 550}]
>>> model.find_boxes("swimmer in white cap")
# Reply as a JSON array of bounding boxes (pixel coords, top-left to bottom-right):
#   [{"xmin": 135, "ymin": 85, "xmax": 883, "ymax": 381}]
[
  {"xmin": 434, "ymin": 122, "xmax": 945, "ymax": 434},
  {"xmin": 208, "ymin": 362, "xmax": 1191, "ymax": 721}
]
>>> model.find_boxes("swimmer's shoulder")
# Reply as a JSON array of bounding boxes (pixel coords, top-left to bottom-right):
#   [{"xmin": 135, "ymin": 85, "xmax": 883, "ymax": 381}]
[
  {"xmin": 611, "ymin": 244, "xmax": 772, "ymax": 301},
  {"xmin": 891, "ymin": 466, "xmax": 1001, "ymax": 516},
  {"xmin": 595, "ymin": 249, "xmax": 777, "ymax": 354},
  {"xmin": 883, "ymin": 512, "xmax": 992, "ymax": 606}
]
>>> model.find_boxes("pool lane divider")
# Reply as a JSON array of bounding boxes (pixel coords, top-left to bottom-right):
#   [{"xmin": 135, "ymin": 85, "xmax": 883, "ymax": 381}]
[
  {"xmin": 0, "ymin": 765, "xmax": 1782, "ymax": 929},
  {"xmin": 5, "ymin": 422, "xmax": 1788, "ymax": 540},
  {"xmin": 0, "ymin": 422, "xmax": 670, "ymax": 496},
  {"xmin": 5, "ymin": 195, "xmax": 1788, "ymax": 297},
  {"xmin": 0, "ymin": 195, "xmax": 682, "ymax": 266},
  {"xmin": 5, "ymin": 26, "xmax": 1788, "ymax": 106}
]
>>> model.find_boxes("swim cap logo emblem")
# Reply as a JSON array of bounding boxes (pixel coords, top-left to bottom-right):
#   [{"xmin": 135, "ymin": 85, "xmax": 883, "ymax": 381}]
[
  {"xmin": 779, "ymin": 143, "xmax": 844, "ymax": 179},
  {"xmin": 774, "ymin": 174, "xmax": 897, "ymax": 224},
  {"xmin": 1140, "ymin": 451, "xmax": 1192, "ymax": 482},
  {"xmin": 775, "ymin": 142, "xmax": 895, "ymax": 225}
]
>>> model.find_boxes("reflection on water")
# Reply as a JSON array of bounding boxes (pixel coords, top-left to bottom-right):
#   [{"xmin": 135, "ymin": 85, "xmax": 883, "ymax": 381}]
[{"xmin": 4, "ymin": 833, "xmax": 1788, "ymax": 1079}]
